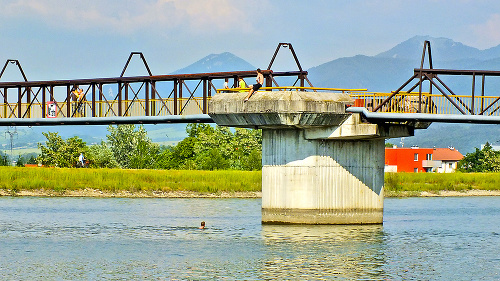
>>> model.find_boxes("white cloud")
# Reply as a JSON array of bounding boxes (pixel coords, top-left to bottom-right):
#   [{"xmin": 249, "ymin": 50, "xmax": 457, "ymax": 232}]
[
  {"xmin": 0, "ymin": 0, "xmax": 253, "ymax": 35},
  {"xmin": 468, "ymin": 14, "xmax": 500, "ymax": 49}
]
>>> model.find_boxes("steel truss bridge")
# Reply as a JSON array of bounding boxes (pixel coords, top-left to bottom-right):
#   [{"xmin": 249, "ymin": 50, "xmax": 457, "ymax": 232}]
[
  {"xmin": 0, "ymin": 43, "xmax": 313, "ymax": 126},
  {"xmin": 3, "ymin": 41, "xmax": 500, "ymax": 126},
  {"xmin": 347, "ymin": 41, "xmax": 500, "ymax": 124}
]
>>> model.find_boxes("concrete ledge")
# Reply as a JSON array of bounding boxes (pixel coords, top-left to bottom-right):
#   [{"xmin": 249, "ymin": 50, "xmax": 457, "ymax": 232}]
[
  {"xmin": 210, "ymin": 112, "xmax": 352, "ymax": 128},
  {"xmin": 304, "ymin": 114, "xmax": 378, "ymax": 139},
  {"xmin": 262, "ymin": 208, "xmax": 383, "ymax": 224},
  {"xmin": 209, "ymin": 91, "xmax": 353, "ymax": 113},
  {"xmin": 304, "ymin": 113, "xmax": 413, "ymax": 139},
  {"xmin": 209, "ymin": 91, "xmax": 353, "ymax": 128}
]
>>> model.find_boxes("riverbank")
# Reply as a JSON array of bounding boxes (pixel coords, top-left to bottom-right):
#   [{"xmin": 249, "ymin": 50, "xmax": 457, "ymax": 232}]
[
  {"xmin": 0, "ymin": 167, "xmax": 499, "ymax": 198},
  {"xmin": 1, "ymin": 188, "xmax": 499, "ymax": 198},
  {"xmin": 0, "ymin": 188, "xmax": 262, "ymax": 198},
  {"xmin": 0, "ymin": 167, "xmax": 261, "ymax": 197}
]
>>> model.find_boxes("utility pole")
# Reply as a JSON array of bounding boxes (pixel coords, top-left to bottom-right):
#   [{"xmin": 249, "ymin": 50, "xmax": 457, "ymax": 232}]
[{"xmin": 4, "ymin": 126, "xmax": 17, "ymax": 165}]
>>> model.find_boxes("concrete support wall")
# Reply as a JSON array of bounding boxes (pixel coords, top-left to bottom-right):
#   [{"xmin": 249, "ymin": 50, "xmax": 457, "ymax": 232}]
[
  {"xmin": 209, "ymin": 91, "xmax": 413, "ymax": 225},
  {"xmin": 261, "ymin": 129, "xmax": 385, "ymax": 224}
]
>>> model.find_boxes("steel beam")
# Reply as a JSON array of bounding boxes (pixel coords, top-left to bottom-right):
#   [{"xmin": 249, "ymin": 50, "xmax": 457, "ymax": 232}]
[
  {"xmin": 348, "ymin": 107, "xmax": 500, "ymax": 124},
  {"xmin": 0, "ymin": 114, "xmax": 214, "ymax": 127}
]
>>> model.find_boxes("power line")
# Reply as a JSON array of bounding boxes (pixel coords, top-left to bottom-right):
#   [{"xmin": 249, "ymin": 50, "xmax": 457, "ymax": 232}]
[{"xmin": 4, "ymin": 126, "xmax": 17, "ymax": 164}]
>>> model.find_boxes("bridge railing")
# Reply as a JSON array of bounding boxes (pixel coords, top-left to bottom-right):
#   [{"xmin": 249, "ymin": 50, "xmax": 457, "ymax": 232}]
[
  {"xmin": 216, "ymin": 86, "xmax": 368, "ymax": 94},
  {"xmin": 350, "ymin": 92, "xmax": 500, "ymax": 116},
  {"xmin": 0, "ymin": 43, "xmax": 317, "ymax": 122},
  {"xmin": 7, "ymin": 91, "xmax": 500, "ymax": 119},
  {"xmin": 0, "ymin": 98, "xmax": 207, "ymax": 119},
  {"xmin": 0, "ymin": 69, "xmax": 314, "ymax": 120}
]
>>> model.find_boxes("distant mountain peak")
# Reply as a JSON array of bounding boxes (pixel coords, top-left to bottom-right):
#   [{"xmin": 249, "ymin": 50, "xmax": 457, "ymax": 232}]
[
  {"xmin": 172, "ymin": 52, "xmax": 255, "ymax": 74},
  {"xmin": 376, "ymin": 35, "xmax": 484, "ymax": 61}
]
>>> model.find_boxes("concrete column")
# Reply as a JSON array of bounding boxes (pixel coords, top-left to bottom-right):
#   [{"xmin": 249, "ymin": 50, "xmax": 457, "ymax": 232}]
[
  {"xmin": 209, "ymin": 91, "xmax": 413, "ymax": 224},
  {"xmin": 261, "ymin": 128, "xmax": 384, "ymax": 224}
]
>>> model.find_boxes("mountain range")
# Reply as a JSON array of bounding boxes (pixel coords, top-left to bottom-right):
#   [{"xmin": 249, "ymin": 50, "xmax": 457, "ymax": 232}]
[
  {"xmin": 308, "ymin": 35, "xmax": 500, "ymax": 92},
  {"xmin": 3, "ymin": 35, "xmax": 500, "ymax": 155},
  {"xmin": 172, "ymin": 52, "xmax": 255, "ymax": 74}
]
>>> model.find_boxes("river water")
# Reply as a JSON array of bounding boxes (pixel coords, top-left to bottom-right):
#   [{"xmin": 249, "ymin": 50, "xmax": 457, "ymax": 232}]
[{"xmin": 0, "ymin": 196, "xmax": 498, "ymax": 280}]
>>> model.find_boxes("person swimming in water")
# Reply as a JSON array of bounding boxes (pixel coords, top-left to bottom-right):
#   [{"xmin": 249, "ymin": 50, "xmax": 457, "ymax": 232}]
[{"xmin": 199, "ymin": 221, "xmax": 205, "ymax": 229}]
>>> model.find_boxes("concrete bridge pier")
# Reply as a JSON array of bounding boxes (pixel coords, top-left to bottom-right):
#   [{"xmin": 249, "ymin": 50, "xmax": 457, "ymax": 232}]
[{"xmin": 209, "ymin": 91, "xmax": 412, "ymax": 224}]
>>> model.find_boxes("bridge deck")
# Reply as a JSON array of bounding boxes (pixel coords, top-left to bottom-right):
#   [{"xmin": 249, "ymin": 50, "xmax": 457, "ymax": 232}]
[
  {"xmin": 4, "ymin": 40, "xmax": 500, "ymax": 126},
  {"xmin": 3, "ymin": 89, "xmax": 500, "ymax": 126}
]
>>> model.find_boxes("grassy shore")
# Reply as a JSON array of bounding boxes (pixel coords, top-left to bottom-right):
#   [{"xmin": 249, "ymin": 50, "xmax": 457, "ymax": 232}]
[
  {"xmin": 384, "ymin": 172, "xmax": 500, "ymax": 197},
  {"xmin": 0, "ymin": 167, "xmax": 261, "ymax": 197},
  {"xmin": 0, "ymin": 167, "xmax": 499, "ymax": 197}
]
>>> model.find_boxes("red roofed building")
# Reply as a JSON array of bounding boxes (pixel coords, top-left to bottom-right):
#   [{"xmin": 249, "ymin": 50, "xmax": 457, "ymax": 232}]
[{"xmin": 385, "ymin": 146, "xmax": 463, "ymax": 173}]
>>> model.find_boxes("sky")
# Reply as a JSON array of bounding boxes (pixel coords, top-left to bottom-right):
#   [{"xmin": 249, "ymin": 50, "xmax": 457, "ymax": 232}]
[{"xmin": 1, "ymin": 0, "xmax": 500, "ymax": 82}]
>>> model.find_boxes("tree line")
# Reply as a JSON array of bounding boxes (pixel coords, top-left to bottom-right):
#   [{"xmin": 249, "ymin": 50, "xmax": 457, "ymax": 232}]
[
  {"xmin": 1, "ymin": 124, "xmax": 262, "ymax": 171},
  {"xmin": 0, "ymin": 152, "xmax": 36, "ymax": 167},
  {"xmin": 4, "ymin": 126, "xmax": 497, "ymax": 173},
  {"xmin": 457, "ymin": 142, "xmax": 500, "ymax": 172}
]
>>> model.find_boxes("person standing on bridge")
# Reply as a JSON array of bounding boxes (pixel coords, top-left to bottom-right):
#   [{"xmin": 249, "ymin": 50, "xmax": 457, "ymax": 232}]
[
  {"xmin": 244, "ymin": 69, "xmax": 263, "ymax": 102},
  {"xmin": 71, "ymin": 85, "xmax": 84, "ymax": 116},
  {"xmin": 71, "ymin": 85, "xmax": 80, "ymax": 115},
  {"xmin": 77, "ymin": 87, "xmax": 85, "ymax": 116}
]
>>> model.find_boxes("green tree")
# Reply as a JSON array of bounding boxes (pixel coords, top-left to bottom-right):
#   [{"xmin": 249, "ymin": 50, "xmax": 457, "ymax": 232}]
[
  {"xmin": 37, "ymin": 132, "xmax": 87, "ymax": 167},
  {"xmin": 86, "ymin": 141, "xmax": 119, "ymax": 168},
  {"xmin": 25, "ymin": 153, "xmax": 38, "ymax": 164},
  {"xmin": 190, "ymin": 125, "xmax": 262, "ymax": 171},
  {"xmin": 0, "ymin": 152, "xmax": 9, "ymax": 166},
  {"xmin": 106, "ymin": 124, "xmax": 159, "ymax": 169},
  {"xmin": 165, "ymin": 123, "xmax": 217, "ymax": 170},
  {"xmin": 155, "ymin": 145, "xmax": 176, "ymax": 169},
  {"xmin": 196, "ymin": 148, "xmax": 230, "ymax": 170},
  {"xmin": 129, "ymin": 138, "xmax": 160, "ymax": 169},
  {"xmin": 241, "ymin": 149, "xmax": 262, "ymax": 171},
  {"xmin": 458, "ymin": 142, "xmax": 500, "ymax": 172},
  {"xmin": 230, "ymin": 127, "xmax": 262, "ymax": 170},
  {"xmin": 171, "ymin": 137, "xmax": 197, "ymax": 169},
  {"xmin": 16, "ymin": 155, "xmax": 25, "ymax": 167},
  {"xmin": 186, "ymin": 123, "xmax": 215, "ymax": 138}
]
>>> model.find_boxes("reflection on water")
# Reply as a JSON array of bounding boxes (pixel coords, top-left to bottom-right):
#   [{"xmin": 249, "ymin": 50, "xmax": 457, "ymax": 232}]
[
  {"xmin": 0, "ymin": 197, "xmax": 499, "ymax": 280},
  {"xmin": 261, "ymin": 224, "xmax": 387, "ymax": 280}
]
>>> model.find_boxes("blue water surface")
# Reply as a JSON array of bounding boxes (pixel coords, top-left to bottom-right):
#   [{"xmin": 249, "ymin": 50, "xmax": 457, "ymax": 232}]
[{"xmin": 0, "ymin": 196, "xmax": 498, "ymax": 280}]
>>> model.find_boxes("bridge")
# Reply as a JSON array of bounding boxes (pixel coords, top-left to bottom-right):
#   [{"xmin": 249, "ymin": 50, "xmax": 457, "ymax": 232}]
[
  {"xmin": 0, "ymin": 43, "xmax": 313, "ymax": 126},
  {"xmin": 347, "ymin": 41, "xmax": 500, "ymax": 124},
  {"xmin": 3, "ymin": 41, "xmax": 500, "ymax": 126},
  {"xmin": 3, "ymin": 41, "xmax": 499, "ymax": 225}
]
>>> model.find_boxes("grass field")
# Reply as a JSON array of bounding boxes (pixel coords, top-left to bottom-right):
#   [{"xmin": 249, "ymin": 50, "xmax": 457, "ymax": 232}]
[
  {"xmin": 0, "ymin": 167, "xmax": 261, "ymax": 195},
  {"xmin": 384, "ymin": 172, "xmax": 500, "ymax": 196},
  {"xmin": 0, "ymin": 167, "xmax": 499, "ymax": 197}
]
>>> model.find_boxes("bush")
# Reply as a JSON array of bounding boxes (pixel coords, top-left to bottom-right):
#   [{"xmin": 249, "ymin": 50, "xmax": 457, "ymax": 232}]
[{"xmin": 0, "ymin": 152, "xmax": 9, "ymax": 166}]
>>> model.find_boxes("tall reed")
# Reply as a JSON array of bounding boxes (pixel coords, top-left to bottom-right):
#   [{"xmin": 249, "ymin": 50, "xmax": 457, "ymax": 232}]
[
  {"xmin": 1, "ymin": 167, "xmax": 499, "ymax": 196},
  {"xmin": 0, "ymin": 167, "xmax": 261, "ymax": 194},
  {"xmin": 384, "ymin": 172, "xmax": 500, "ymax": 193}
]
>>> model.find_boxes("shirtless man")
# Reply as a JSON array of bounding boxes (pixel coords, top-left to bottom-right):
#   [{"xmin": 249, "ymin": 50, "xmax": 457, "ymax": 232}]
[{"xmin": 244, "ymin": 69, "xmax": 263, "ymax": 102}]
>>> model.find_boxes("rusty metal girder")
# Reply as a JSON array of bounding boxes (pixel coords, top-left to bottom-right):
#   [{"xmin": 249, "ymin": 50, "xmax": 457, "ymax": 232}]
[
  {"xmin": 0, "ymin": 59, "xmax": 28, "ymax": 82},
  {"xmin": 0, "ymin": 43, "xmax": 313, "ymax": 121}
]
